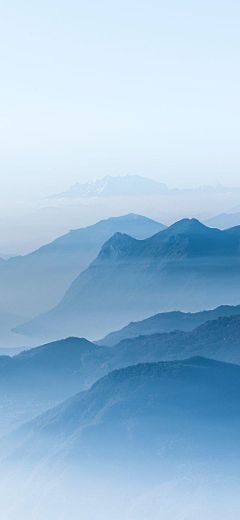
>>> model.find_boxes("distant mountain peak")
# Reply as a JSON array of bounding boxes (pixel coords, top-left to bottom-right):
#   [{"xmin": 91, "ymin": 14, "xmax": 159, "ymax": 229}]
[
  {"xmin": 47, "ymin": 174, "xmax": 169, "ymax": 199},
  {"xmin": 204, "ymin": 211, "xmax": 240, "ymax": 230},
  {"xmin": 47, "ymin": 174, "xmax": 240, "ymax": 200},
  {"xmin": 103, "ymin": 213, "xmax": 159, "ymax": 224}
]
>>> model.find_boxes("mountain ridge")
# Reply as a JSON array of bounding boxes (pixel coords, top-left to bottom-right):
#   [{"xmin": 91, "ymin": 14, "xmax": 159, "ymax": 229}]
[
  {"xmin": 204, "ymin": 212, "xmax": 240, "ymax": 230},
  {"xmin": 14, "ymin": 218, "xmax": 240, "ymax": 341},
  {"xmin": 97, "ymin": 304, "xmax": 240, "ymax": 346},
  {"xmin": 0, "ymin": 214, "xmax": 165, "ymax": 326},
  {"xmin": 47, "ymin": 175, "xmax": 169, "ymax": 199}
]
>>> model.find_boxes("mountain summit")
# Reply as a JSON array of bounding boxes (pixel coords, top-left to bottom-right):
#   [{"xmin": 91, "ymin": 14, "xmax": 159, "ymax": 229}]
[{"xmin": 164, "ymin": 217, "xmax": 213, "ymax": 235}]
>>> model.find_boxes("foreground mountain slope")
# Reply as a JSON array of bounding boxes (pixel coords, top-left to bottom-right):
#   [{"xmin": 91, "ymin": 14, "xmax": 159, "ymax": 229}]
[
  {"xmin": 0, "ymin": 214, "xmax": 164, "ymax": 318},
  {"xmin": 2, "ymin": 357, "xmax": 240, "ymax": 520},
  {"xmin": 2, "ymin": 356, "xmax": 240, "ymax": 520},
  {"xmin": 97, "ymin": 304, "xmax": 240, "ymax": 346},
  {"xmin": 14, "ymin": 219, "xmax": 240, "ymax": 341},
  {"xmin": 5, "ymin": 357, "xmax": 240, "ymax": 469}
]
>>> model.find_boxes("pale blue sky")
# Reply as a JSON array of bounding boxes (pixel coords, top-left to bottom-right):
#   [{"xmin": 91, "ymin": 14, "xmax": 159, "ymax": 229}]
[{"xmin": 1, "ymin": 0, "xmax": 240, "ymax": 200}]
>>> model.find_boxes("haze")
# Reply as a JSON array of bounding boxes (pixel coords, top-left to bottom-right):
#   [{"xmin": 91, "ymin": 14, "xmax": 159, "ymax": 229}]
[{"xmin": 1, "ymin": 0, "xmax": 240, "ymax": 203}]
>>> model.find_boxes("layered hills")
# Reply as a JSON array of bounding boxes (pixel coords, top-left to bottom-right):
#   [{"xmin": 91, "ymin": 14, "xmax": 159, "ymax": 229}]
[{"xmin": 3, "ymin": 313, "xmax": 240, "ymax": 433}]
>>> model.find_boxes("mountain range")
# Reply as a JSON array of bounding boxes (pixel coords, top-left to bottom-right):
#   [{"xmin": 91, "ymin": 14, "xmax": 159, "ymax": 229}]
[
  {"xmin": 97, "ymin": 304, "xmax": 240, "ymax": 346},
  {"xmin": 47, "ymin": 174, "xmax": 240, "ymax": 200},
  {"xmin": 14, "ymin": 218, "xmax": 240, "ymax": 341},
  {"xmin": 103, "ymin": 314, "xmax": 240, "ymax": 371},
  {"xmin": 47, "ymin": 175, "xmax": 169, "ymax": 199},
  {"xmin": 0, "ymin": 214, "xmax": 164, "ymax": 322}
]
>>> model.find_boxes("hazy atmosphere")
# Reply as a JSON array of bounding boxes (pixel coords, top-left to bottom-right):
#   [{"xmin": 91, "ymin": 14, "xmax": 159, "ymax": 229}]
[
  {"xmin": 1, "ymin": 0, "xmax": 240, "ymax": 203},
  {"xmin": 1, "ymin": 2, "xmax": 240, "ymax": 519}
]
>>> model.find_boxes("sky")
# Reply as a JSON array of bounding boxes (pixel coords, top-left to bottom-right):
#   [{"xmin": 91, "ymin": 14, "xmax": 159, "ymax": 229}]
[{"xmin": 1, "ymin": 0, "xmax": 240, "ymax": 201}]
